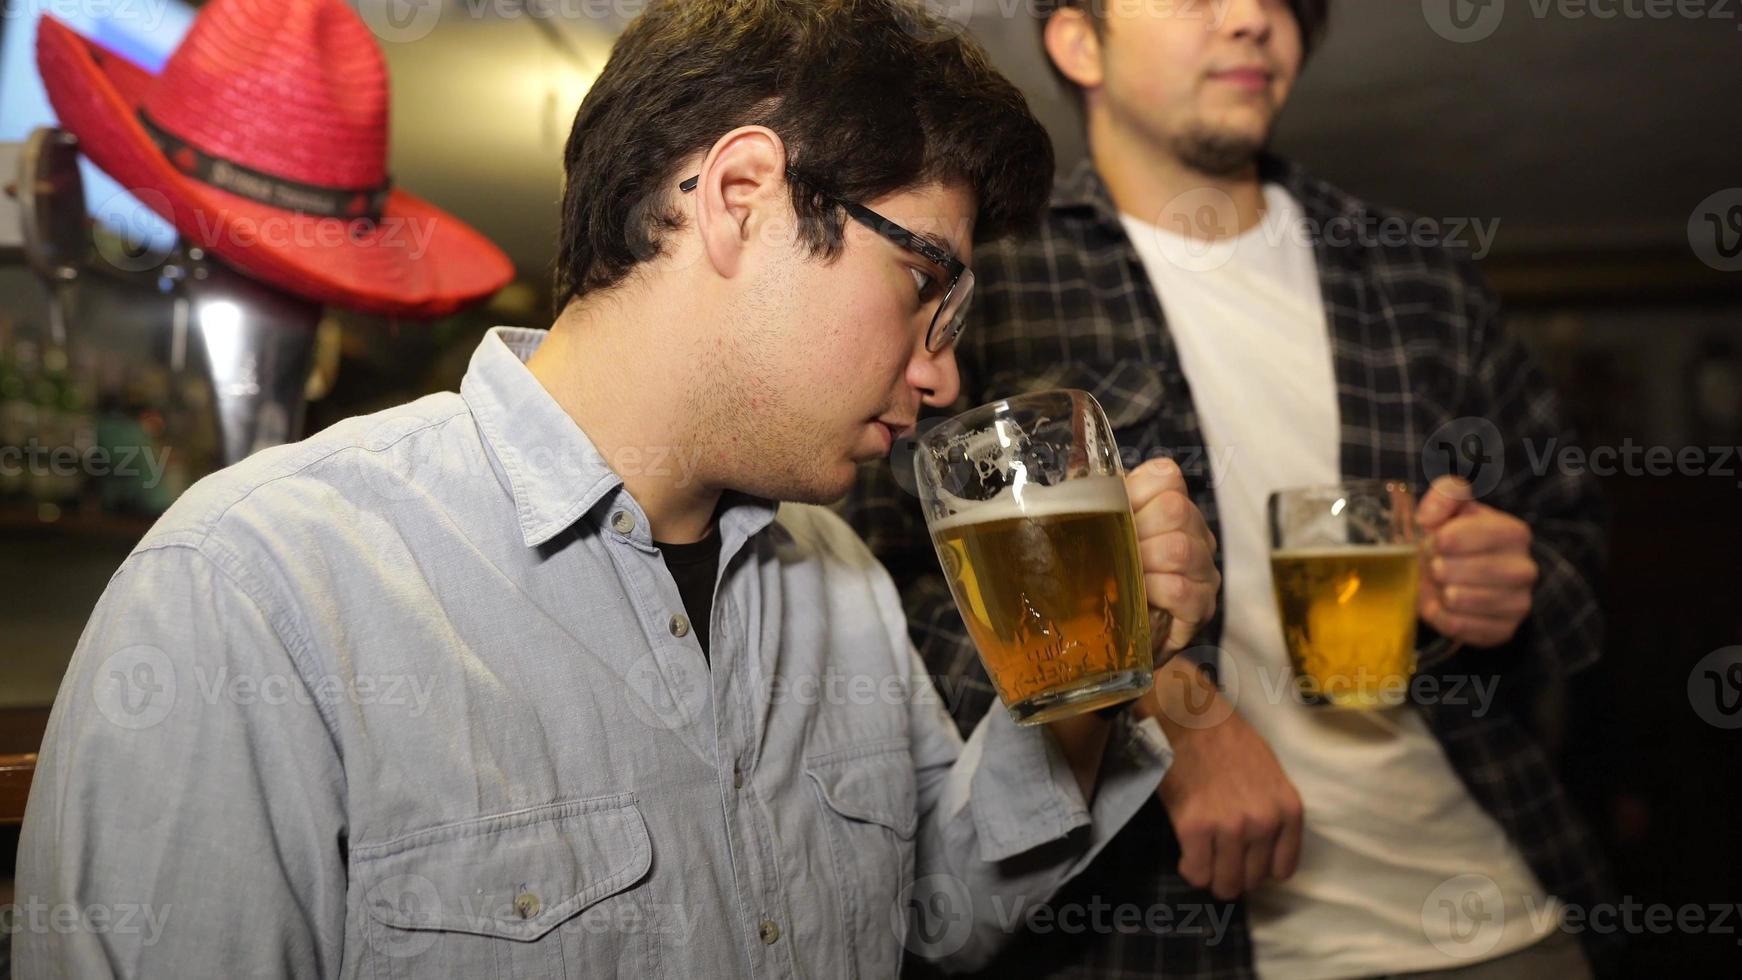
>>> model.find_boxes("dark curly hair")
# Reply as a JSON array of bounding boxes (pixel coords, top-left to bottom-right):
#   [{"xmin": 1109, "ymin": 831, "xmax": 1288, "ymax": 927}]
[{"xmin": 554, "ymin": 0, "xmax": 1056, "ymax": 311}]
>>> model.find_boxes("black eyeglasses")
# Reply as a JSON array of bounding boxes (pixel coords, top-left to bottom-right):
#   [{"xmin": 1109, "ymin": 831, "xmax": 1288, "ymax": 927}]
[{"xmin": 680, "ymin": 169, "xmax": 974, "ymax": 352}]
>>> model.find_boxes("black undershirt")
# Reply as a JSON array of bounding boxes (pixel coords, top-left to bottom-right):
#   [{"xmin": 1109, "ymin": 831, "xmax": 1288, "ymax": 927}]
[{"xmin": 655, "ymin": 527, "xmax": 721, "ymax": 662}]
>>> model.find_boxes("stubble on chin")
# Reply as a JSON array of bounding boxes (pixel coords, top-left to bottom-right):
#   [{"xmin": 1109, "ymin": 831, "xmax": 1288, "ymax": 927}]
[{"xmin": 1170, "ymin": 124, "xmax": 1267, "ymax": 177}]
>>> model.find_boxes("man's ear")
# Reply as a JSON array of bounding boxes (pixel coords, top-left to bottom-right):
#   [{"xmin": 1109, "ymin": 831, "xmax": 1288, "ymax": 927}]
[
  {"xmin": 689, "ymin": 126, "xmax": 789, "ymax": 281},
  {"xmin": 1044, "ymin": 9, "xmax": 1105, "ymax": 92}
]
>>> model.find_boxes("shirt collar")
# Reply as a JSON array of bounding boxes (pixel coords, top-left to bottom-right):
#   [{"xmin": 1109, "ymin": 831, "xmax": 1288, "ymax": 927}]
[{"xmin": 461, "ymin": 326, "xmax": 779, "ymax": 549}]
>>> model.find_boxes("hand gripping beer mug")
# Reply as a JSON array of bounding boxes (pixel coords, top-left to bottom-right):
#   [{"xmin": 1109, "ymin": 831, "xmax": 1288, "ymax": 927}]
[
  {"xmin": 1268, "ymin": 481, "xmax": 1422, "ymax": 709},
  {"xmin": 914, "ymin": 390, "xmax": 1165, "ymax": 726}
]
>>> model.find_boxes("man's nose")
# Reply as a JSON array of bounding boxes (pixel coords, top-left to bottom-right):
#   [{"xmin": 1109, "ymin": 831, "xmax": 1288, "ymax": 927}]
[
  {"xmin": 910, "ymin": 344, "xmax": 961, "ymax": 410},
  {"xmin": 1216, "ymin": 0, "xmax": 1277, "ymax": 43}
]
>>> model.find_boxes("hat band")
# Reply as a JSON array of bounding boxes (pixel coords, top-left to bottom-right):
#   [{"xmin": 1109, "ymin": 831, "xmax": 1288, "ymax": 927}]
[{"xmin": 139, "ymin": 111, "xmax": 393, "ymax": 221}]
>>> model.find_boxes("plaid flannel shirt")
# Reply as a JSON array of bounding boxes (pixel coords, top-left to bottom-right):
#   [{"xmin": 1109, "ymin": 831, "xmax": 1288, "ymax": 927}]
[{"xmin": 840, "ymin": 156, "xmax": 1620, "ymax": 979}]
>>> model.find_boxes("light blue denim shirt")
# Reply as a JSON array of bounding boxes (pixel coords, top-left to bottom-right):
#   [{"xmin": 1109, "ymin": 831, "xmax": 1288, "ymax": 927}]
[{"xmin": 17, "ymin": 327, "xmax": 1171, "ymax": 979}]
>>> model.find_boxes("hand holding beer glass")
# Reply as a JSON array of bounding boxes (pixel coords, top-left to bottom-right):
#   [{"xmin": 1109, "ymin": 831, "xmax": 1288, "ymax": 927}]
[
  {"xmin": 914, "ymin": 390, "xmax": 1171, "ymax": 726},
  {"xmin": 1268, "ymin": 481, "xmax": 1423, "ymax": 709}
]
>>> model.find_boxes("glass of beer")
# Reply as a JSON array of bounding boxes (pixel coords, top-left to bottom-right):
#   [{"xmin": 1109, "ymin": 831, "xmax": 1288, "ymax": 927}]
[
  {"xmin": 1268, "ymin": 481, "xmax": 1422, "ymax": 709},
  {"xmin": 914, "ymin": 389, "xmax": 1162, "ymax": 726}
]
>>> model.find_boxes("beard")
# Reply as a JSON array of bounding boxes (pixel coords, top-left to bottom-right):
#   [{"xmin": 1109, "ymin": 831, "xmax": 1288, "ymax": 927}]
[{"xmin": 1169, "ymin": 123, "xmax": 1268, "ymax": 177}]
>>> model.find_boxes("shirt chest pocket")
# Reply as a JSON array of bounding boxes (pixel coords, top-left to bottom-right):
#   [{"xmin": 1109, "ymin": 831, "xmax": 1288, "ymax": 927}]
[
  {"xmin": 351, "ymin": 794, "xmax": 655, "ymax": 980},
  {"xmin": 804, "ymin": 739, "xmax": 919, "ymax": 980}
]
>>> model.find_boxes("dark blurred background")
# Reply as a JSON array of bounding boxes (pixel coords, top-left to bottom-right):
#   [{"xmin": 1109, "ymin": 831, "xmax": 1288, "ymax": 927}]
[{"xmin": 2, "ymin": 0, "xmax": 1739, "ymax": 973}]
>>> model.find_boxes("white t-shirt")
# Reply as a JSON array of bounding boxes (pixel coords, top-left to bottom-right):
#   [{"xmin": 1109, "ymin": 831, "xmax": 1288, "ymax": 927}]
[{"xmin": 1121, "ymin": 186, "xmax": 1559, "ymax": 979}]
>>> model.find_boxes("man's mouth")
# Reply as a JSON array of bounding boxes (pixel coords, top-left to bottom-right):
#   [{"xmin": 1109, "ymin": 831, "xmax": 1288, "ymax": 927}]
[
  {"xmin": 868, "ymin": 418, "xmax": 916, "ymax": 456},
  {"xmin": 1207, "ymin": 66, "xmax": 1274, "ymax": 92},
  {"xmin": 878, "ymin": 418, "xmax": 918, "ymax": 442}
]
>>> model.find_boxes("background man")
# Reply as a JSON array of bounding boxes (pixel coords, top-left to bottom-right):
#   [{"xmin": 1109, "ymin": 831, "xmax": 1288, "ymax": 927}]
[{"xmin": 846, "ymin": 0, "xmax": 1615, "ymax": 976}]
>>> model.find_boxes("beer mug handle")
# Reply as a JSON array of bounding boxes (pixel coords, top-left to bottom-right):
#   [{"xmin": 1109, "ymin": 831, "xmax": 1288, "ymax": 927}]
[
  {"xmin": 1149, "ymin": 606, "xmax": 1179, "ymax": 664},
  {"xmin": 1412, "ymin": 531, "xmax": 1466, "ymax": 666}
]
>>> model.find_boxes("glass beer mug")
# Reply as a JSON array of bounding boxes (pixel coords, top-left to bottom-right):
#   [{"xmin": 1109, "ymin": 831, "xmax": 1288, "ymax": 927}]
[
  {"xmin": 1268, "ymin": 480, "xmax": 1423, "ymax": 709},
  {"xmin": 914, "ymin": 389, "xmax": 1167, "ymax": 725}
]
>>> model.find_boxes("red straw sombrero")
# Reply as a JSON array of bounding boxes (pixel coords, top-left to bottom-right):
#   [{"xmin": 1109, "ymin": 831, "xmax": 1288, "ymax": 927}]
[{"xmin": 35, "ymin": 0, "xmax": 514, "ymax": 318}]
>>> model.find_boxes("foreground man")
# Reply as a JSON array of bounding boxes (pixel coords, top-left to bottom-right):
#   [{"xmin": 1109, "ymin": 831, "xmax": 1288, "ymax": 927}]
[
  {"xmin": 16, "ymin": 0, "xmax": 1220, "ymax": 976},
  {"xmin": 847, "ymin": 0, "xmax": 1616, "ymax": 977}
]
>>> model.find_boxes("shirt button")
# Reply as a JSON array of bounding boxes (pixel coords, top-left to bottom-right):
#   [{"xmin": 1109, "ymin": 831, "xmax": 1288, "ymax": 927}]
[
  {"xmin": 758, "ymin": 919, "xmax": 780, "ymax": 945},
  {"xmin": 732, "ymin": 764, "xmax": 743, "ymax": 790},
  {"xmin": 668, "ymin": 613, "xmax": 691, "ymax": 638},
  {"xmin": 610, "ymin": 510, "xmax": 635, "ymax": 535},
  {"xmin": 514, "ymin": 891, "xmax": 541, "ymax": 919}
]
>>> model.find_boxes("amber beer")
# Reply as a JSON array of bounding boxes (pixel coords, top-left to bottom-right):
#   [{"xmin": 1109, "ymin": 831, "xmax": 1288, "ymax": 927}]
[
  {"xmin": 1270, "ymin": 544, "xmax": 1421, "ymax": 708},
  {"xmin": 930, "ymin": 477, "xmax": 1158, "ymax": 724}
]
